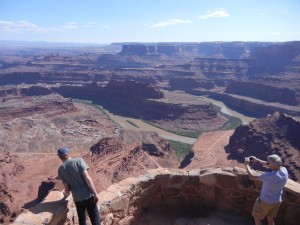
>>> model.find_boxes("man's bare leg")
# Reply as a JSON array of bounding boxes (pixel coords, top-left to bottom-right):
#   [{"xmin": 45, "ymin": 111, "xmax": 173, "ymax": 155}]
[
  {"xmin": 267, "ymin": 216, "xmax": 275, "ymax": 225},
  {"xmin": 254, "ymin": 216, "xmax": 263, "ymax": 225}
]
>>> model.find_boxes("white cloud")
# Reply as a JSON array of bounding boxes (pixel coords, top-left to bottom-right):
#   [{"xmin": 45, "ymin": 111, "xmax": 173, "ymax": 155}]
[
  {"xmin": 199, "ymin": 9, "xmax": 229, "ymax": 19},
  {"xmin": 0, "ymin": 20, "xmax": 79, "ymax": 32},
  {"xmin": 83, "ymin": 22, "xmax": 98, "ymax": 28},
  {"xmin": 0, "ymin": 20, "xmax": 43, "ymax": 32},
  {"xmin": 62, "ymin": 22, "xmax": 78, "ymax": 30},
  {"xmin": 149, "ymin": 18, "xmax": 192, "ymax": 28},
  {"xmin": 102, "ymin": 25, "xmax": 109, "ymax": 29},
  {"xmin": 0, "ymin": 20, "xmax": 16, "ymax": 31}
]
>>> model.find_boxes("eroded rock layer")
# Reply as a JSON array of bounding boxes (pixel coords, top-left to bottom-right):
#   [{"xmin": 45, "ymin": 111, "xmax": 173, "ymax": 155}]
[
  {"xmin": 226, "ymin": 112, "xmax": 300, "ymax": 181},
  {"xmin": 85, "ymin": 134, "xmax": 177, "ymax": 191}
]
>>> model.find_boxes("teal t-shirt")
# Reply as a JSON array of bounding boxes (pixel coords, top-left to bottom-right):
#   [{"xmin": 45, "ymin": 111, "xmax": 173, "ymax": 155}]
[{"xmin": 58, "ymin": 158, "xmax": 94, "ymax": 202}]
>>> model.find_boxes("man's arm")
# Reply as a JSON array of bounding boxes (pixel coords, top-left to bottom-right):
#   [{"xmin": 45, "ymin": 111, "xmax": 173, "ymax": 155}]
[
  {"xmin": 83, "ymin": 170, "xmax": 99, "ymax": 203},
  {"xmin": 63, "ymin": 182, "xmax": 71, "ymax": 198},
  {"xmin": 245, "ymin": 160, "xmax": 260, "ymax": 180},
  {"xmin": 250, "ymin": 156, "xmax": 268, "ymax": 166}
]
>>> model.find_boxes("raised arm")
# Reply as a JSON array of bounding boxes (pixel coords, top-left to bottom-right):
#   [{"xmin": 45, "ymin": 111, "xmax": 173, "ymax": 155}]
[
  {"xmin": 245, "ymin": 158, "xmax": 260, "ymax": 180},
  {"xmin": 250, "ymin": 156, "xmax": 268, "ymax": 167}
]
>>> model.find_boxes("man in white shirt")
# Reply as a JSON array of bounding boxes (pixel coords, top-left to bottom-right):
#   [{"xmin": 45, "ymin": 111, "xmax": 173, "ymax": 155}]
[{"xmin": 245, "ymin": 154, "xmax": 288, "ymax": 225}]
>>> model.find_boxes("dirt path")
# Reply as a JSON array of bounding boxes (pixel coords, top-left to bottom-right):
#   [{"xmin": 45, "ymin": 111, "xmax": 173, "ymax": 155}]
[
  {"xmin": 186, "ymin": 130, "xmax": 243, "ymax": 169},
  {"xmin": 144, "ymin": 152, "xmax": 162, "ymax": 168}
]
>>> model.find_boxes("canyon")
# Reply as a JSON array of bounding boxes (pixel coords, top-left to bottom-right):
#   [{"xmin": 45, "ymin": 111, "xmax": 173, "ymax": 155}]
[{"xmin": 0, "ymin": 41, "xmax": 300, "ymax": 224}]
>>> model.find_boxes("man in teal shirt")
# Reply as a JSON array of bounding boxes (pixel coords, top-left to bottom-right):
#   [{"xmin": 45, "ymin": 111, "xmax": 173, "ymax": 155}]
[{"xmin": 57, "ymin": 147, "xmax": 100, "ymax": 225}]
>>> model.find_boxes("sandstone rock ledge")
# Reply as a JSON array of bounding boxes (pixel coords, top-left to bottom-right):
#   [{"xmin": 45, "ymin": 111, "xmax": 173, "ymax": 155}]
[{"xmin": 13, "ymin": 167, "xmax": 300, "ymax": 225}]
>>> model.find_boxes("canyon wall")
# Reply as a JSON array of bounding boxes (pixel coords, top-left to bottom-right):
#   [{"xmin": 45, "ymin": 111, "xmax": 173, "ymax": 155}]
[
  {"xmin": 120, "ymin": 42, "xmax": 274, "ymax": 59},
  {"xmin": 225, "ymin": 82, "xmax": 298, "ymax": 106},
  {"xmin": 226, "ymin": 112, "xmax": 300, "ymax": 181},
  {"xmin": 188, "ymin": 58, "xmax": 249, "ymax": 78}
]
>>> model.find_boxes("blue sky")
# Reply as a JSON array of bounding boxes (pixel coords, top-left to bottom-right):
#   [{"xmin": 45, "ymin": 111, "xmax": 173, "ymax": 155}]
[{"xmin": 0, "ymin": 0, "xmax": 299, "ymax": 43}]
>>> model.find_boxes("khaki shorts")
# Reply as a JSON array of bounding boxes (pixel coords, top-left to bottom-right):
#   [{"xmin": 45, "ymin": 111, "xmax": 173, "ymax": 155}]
[{"xmin": 252, "ymin": 198, "xmax": 281, "ymax": 220}]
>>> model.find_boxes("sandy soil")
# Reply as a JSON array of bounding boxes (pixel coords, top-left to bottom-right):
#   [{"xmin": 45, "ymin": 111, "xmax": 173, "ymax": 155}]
[{"xmin": 186, "ymin": 130, "xmax": 244, "ymax": 169}]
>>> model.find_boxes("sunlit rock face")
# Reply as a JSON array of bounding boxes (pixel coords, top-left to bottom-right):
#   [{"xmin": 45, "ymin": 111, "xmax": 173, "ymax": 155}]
[{"xmin": 227, "ymin": 112, "xmax": 300, "ymax": 181}]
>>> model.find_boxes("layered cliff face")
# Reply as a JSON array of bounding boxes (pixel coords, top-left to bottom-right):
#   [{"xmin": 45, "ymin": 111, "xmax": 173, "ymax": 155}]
[
  {"xmin": 226, "ymin": 112, "xmax": 300, "ymax": 181},
  {"xmin": 104, "ymin": 80, "xmax": 163, "ymax": 99},
  {"xmin": 120, "ymin": 42, "xmax": 272, "ymax": 59},
  {"xmin": 169, "ymin": 78, "xmax": 215, "ymax": 91},
  {"xmin": 225, "ymin": 81, "xmax": 298, "ymax": 106},
  {"xmin": 248, "ymin": 41, "xmax": 300, "ymax": 76},
  {"xmin": 188, "ymin": 58, "xmax": 249, "ymax": 79},
  {"xmin": 0, "ymin": 93, "xmax": 75, "ymax": 122},
  {"xmin": 84, "ymin": 134, "xmax": 177, "ymax": 191},
  {"xmin": 0, "ymin": 87, "xmax": 119, "ymax": 153},
  {"xmin": 0, "ymin": 152, "xmax": 25, "ymax": 224}
]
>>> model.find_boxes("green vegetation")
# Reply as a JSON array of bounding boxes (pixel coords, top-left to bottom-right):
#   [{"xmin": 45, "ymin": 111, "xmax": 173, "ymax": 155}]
[
  {"xmin": 211, "ymin": 104, "xmax": 242, "ymax": 130},
  {"xmin": 73, "ymin": 99, "xmax": 110, "ymax": 118},
  {"xmin": 126, "ymin": 120, "xmax": 139, "ymax": 128},
  {"xmin": 142, "ymin": 120, "xmax": 201, "ymax": 138},
  {"xmin": 168, "ymin": 139, "xmax": 193, "ymax": 160}
]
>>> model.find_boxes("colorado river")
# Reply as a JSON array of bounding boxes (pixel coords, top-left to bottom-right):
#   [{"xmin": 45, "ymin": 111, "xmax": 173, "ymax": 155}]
[
  {"xmin": 201, "ymin": 96, "xmax": 255, "ymax": 124},
  {"xmin": 76, "ymin": 92, "xmax": 255, "ymax": 145},
  {"xmin": 105, "ymin": 110, "xmax": 197, "ymax": 144}
]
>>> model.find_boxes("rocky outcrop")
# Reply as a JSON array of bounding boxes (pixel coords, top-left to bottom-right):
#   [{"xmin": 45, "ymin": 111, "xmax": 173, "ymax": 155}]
[
  {"xmin": 104, "ymin": 80, "xmax": 163, "ymax": 99},
  {"xmin": 52, "ymin": 80, "xmax": 163, "ymax": 105},
  {"xmin": 143, "ymin": 101, "xmax": 225, "ymax": 134},
  {"xmin": 226, "ymin": 112, "xmax": 300, "ymax": 181},
  {"xmin": 0, "ymin": 87, "xmax": 20, "ymax": 97},
  {"xmin": 0, "ymin": 93, "xmax": 76, "ymax": 122},
  {"xmin": 85, "ymin": 135, "xmax": 177, "ymax": 190},
  {"xmin": 121, "ymin": 45, "xmax": 150, "ymax": 56},
  {"xmin": 225, "ymin": 82, "xmax": 298, "ymax": 106},
  {"xmin": 11, "ymin": 191, "xmax": 67, "ymax": 225},
  {"xmin": 0, "ymin": 152, "xmax": 24, "ymax": 224}
]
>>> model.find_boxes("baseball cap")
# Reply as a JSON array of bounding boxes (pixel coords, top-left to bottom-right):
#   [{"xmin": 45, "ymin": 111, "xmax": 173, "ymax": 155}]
[
  {"xmin": 57, "ymin": 147, "xmax": 69, "ymax": 157},
  {"xmin": 267, "ymin": 154, "xmax": 282, "ymax": 166}
]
